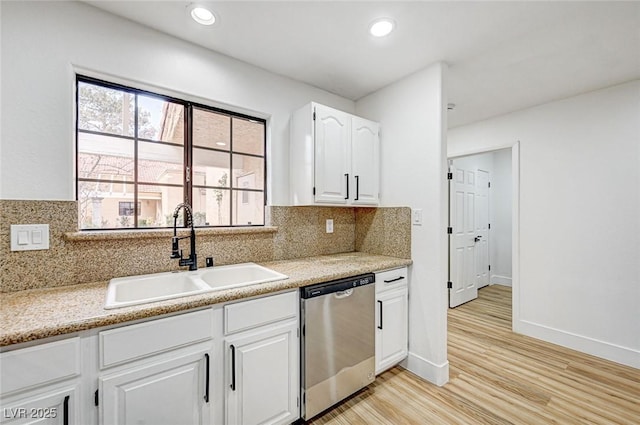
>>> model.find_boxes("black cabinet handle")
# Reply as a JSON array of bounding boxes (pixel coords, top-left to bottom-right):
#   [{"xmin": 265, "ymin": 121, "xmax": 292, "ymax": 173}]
[
  {"xmin": 63, "ymin": 395, "xmax": 70, "ymax": 425},
  {"xmin": 230, "ymin": 345, "xmax": 236, "ymax": 391},
  {"xmin": 204, "ymin": 353, "xmax": 210, "ymax": 403},
  {"xmin": 355, "ymin": 175, "xmax": 360, "ymax": 201},
  {"xmin": 384, "ymin": 276, "xmax": 406, "ymax": 283},
  {"xmin": 378, "ymin": 300, "xmax": 383, "ymax": 330},
  {"xmin": 345, "ymin": 173, "xmax": 350, "ymax": 199}
]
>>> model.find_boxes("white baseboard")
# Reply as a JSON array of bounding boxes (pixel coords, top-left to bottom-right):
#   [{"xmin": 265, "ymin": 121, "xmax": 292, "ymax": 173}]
[
  {"xmin": 516, "ymin": 319, "xmax": 640, "ymax": 369},
  {"xmin": 402, "ymin": 352, "xmax": 449, "ymax": 386},
  {"xmin": 491, "ymin": 274, "xmax": 512, "ymax": 286}
]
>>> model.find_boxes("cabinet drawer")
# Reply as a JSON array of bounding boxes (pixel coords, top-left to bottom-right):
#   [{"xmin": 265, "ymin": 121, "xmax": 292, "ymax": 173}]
[
  {"xmin": 0, "ymin": 337, "xmax": 80, "ymax": 396},
  {"xmin": 100, "ymin": 309, "xmax": 213, "ymax": 369},
  {"xmin": 225, "ymin": 291, "xmax": 297, "ymax": 335},
  {"xmin": 375, "ymin": 267, "xmax": 408, "ymax": 293}
]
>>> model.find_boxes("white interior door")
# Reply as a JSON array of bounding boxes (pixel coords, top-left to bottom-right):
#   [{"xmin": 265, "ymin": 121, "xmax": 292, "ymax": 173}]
[
  {"xmin": 449, "ymin": 161, "xmax": 492, "ymax": 307},
  {"xmin": 475, "ymin": 170, "xmax": 490, "ymax": 288},
  {"xmin": 449, "ymin": 164, "xmax": 479, "ymax": 307}
]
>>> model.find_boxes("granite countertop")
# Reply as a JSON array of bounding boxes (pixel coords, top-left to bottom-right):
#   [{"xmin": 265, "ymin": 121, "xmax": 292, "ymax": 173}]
[{"xmin": 0, "ymin": 252, "xmax": 411, "ymax": 347}]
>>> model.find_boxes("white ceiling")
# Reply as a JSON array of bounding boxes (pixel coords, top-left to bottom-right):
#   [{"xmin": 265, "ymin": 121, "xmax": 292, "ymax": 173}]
[{"xmin": 86, "ymin": 1, "xmax": 640, "ymax": 128}]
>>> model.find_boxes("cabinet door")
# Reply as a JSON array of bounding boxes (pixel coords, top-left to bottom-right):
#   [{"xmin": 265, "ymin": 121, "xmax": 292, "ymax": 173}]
[
  {"xmin": 351, "ymin": 117, "xmax": 380, "ymax": 205},
  {"xmin": 0, "ymin": 387, "xmax": 77, "ymax": 425},
  {"xmin": 100, "ymin": 351, "xmax": 210, "ymax": 425},
  {"xmin": 225, "ymin": 320, "xmax": 298, "ymax": 425},
  {"xmin": 314, "ymin": 105, "xmax": 351, "ymax": 204},
  {"xmin": 375, "ymin": 287, "xmax": 408, "ymax": 375}
]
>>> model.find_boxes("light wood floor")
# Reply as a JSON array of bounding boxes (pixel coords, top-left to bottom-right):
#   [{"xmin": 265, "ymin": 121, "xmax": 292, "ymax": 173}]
[{"xmin": 309, "ymin": 285, "xmax": 640, "ymax": 424}]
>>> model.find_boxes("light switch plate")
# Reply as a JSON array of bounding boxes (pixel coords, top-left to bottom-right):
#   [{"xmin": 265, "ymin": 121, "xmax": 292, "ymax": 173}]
[{"xmin": 11, "ymin": 224, "xmax": 50, "ymax": 251}]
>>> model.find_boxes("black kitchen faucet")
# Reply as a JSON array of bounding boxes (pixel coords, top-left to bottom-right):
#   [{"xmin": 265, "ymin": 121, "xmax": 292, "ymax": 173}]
[{"xmin": 171, "ymin": 202, "xmax": 197, "ymax": 271}]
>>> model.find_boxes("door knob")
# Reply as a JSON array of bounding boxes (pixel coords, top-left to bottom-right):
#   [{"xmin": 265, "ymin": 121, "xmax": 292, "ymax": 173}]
[{"xmin": 474, "ymin": 236, "xmax": 482, "ymax": 242}]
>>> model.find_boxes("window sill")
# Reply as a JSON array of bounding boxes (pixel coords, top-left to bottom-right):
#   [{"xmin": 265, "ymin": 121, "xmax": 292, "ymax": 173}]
[{"xmin": 64, "ymin": 226, "xmax": 278, "ymax": 242}]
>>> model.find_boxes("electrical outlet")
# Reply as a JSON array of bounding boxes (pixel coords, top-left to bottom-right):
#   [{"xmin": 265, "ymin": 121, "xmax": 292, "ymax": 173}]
[
  {"xmin": 326, "ymin": 219, "xmax": 334, "ymax": 233},
  {"xmin": 412, "ymin": 209, "xmax": 423, "ymax": 226}
]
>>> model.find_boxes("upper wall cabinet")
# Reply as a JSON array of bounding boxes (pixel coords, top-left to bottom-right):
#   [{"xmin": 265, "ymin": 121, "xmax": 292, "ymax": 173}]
[{"xmin": 290, "ymin": 102, "xmax": 380, "ymax": 206}]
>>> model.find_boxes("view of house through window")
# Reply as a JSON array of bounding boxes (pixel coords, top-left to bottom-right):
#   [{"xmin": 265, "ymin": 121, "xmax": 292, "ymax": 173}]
[{"xmin": 76, "ymin": 77, "xmax": 266, "ymax": 229}]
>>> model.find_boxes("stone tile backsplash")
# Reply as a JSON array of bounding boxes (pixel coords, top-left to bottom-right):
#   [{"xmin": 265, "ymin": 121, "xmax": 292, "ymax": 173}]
[
  {"xmin": 1, "ymin": 201, "xmax": 78, "ymax": 293},
  {"xmin": 269, "ymin": 206, "xmax": 355, "ymax": 260},
  {"xmin": 0, "ymin": 200, "xmax": 411, "ymax": 292},
  {"xmin": 355, "ymin": 207, "xmax": 412, "ymax": 259}
]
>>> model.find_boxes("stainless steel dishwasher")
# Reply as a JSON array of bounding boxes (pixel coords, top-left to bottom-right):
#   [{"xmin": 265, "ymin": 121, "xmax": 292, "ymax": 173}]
[{"xmin": 300, "ymin": 273, "xmax": 376, "ymax": 420}]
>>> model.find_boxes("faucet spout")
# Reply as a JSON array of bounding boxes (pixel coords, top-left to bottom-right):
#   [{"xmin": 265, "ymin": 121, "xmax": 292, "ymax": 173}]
[{"xmin": 171, "ymin": 202, "xmax": 198, "ymax": 271}]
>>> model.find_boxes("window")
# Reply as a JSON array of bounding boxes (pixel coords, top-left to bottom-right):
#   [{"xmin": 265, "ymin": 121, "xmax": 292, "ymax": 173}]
[
  {"xmin": 118, "ymin": 202, "xmax": 141, "ymax": 217},
  {"xmin": 76, "ymin": 76, "xmax": 266, "ymax": 229}
]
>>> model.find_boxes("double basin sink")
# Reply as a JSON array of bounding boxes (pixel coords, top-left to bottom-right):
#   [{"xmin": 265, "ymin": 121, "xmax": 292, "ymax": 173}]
[{"xmin": 105, "ymin": 263, "xmax": 288, "ymax": 309}]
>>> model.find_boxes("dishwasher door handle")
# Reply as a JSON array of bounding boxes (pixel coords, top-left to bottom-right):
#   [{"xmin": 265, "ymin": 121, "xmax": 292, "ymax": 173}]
[{"xmin": 334, "ymin": 289, "xmax": 354, "ymax": 299}]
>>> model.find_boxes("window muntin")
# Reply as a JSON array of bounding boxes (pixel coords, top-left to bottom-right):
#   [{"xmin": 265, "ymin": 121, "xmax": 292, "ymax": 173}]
[{"xmin": 76, "ymin": 77, "xmax": 266, "ymax": 230}]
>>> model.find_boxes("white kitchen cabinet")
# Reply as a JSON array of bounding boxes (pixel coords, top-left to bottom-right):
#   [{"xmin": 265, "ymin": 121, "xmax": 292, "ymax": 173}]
[
  {"xmin": 313, "ymin": 104, "xmax": 351, "ymax": 204},
  {"xmin": 290, "ymin": 102, "xmax": 380, "ymax": 206},
  {"xmin": 100, "ymin": 350, "xmax": 210, "ymax": 425},
  {"xmin": 375, "ymin": 268, "xmax": 409, "ymax": 375},
  {"xmin": 0, "ymin": 385, "xmax": 78, "ymax": 425},
  {"xmin": 224, "ymin": 292, "xmax": 299, "ymax": 425},
  {"xmin": 351, "ymin": 116, "xmax": 380, "ymax": 205},
  {"xmin": 97, "ymin": 309, "xmax": 214, "ymax": 425},
  {"xmin": 0, "ymin": 338, "xmax": 81, "ymax": 425}
]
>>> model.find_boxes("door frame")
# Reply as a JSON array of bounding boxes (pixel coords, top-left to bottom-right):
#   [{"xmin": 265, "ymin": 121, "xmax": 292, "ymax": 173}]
[
  {"xmin": 447, "ymin": 142, "xmax": 520, "ymax": 331},
  {"xmin": 475, "ymin": 167, "xmax": 490, "ymax": 290}
]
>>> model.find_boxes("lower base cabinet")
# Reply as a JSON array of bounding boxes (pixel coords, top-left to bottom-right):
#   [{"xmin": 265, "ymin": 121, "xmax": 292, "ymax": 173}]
[
  {"xmin": 224, "ymin": 319, "xmax": 299, "ymax": 425},
  {"xmin": 375, "ymin": 267, "xmax": 409, "ymax": 375},
  {"xmin": 100, "ymin": 350, "xmax": 210, "ymax": 425},
  {"xmin": 2, "ymin": 289, "xmax": 306, "ymax": 425},
  {"xmin": 375, "ymin": 287, "xmax": 409, "ymax": 374},
  {"xmin": 0, "ymin": 337, "xmax": 81, "ymax": 425},
  {"xmin": 0, "ymin": 386, "xmax": 77, "ymax": 425}
]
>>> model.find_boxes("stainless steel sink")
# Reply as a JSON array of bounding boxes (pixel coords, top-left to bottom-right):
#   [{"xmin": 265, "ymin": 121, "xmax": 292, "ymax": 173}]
[{"xmin": 104, "ymin": 263, "xmax": 288, "ymax": 309}]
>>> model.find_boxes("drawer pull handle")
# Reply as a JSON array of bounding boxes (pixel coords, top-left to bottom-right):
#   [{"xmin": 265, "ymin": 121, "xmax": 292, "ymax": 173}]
[
  {"xmin": 345, "ymin": 173, "xmax": 350, "ymax": 199},
  {"xmin": 230, "ymin": 345, "xmax": 236, "ymax": 391},
  {"xmin": 355, "ymin": 175, "xmax": 360, "ymax": 201},
  {"xmin": 378, "ymin": 300, "xmax": 383, "ymax": 330},
  {"xmin": 63, "ymin": 395, "xmax": 70, "ymax": 425},
  {"xmin": 384, "ymin": 276, "xmax": 405, "ymax": 283},
  {"xmin": 204, "ymin": 353, "xmax": 210, "ymax": 403}
]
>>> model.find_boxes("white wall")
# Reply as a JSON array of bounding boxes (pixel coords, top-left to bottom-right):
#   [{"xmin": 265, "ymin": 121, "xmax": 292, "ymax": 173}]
[
  {"xmin": 356, "ymin": 63, "xmax": 449, "ymax": 385},
  {"xmin": 449, "ymin": 81, "xmax": 640, "ymax": 368},
  {"xmin": 0, "ymin": 1, "xmax": 354, "ymax": 203}
]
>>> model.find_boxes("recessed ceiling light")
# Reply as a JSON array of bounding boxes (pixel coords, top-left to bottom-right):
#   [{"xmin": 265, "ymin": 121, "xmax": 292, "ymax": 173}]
[
  {"xmin": 189, "ymin": 4, "xmax": 216, "ymax": 26},
  {"xmin": 369, "ymin": 18, "xmax": 395, "ymax": 37},
  {"xmin": 216, "ymin": 142, "xmax": 227, "ymax": 146}
]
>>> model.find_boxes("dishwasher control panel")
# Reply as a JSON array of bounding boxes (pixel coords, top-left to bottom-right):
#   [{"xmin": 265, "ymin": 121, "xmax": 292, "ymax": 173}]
[{"xmin": 300, "ymin": 273, "xmax": 375, "ymax": 299}]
